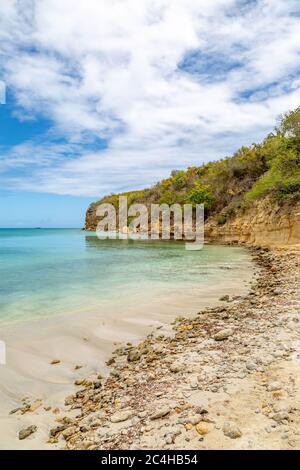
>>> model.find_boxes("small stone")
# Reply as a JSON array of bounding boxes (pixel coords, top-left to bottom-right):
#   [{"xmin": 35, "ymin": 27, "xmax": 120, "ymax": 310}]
[
  {"xmin": 170, "ymin": 362, "xmax": 183, "ymax": 373},
  {"xmin": 150, "ymin": 406, "xmax": 171, "ymax": 420},
  {"xmin": 165, "ymin": 435, "xmax": 173, "ymax": 445},
  {"xmin": 19, "ymin": 425, "xmax": 37, "ymax": 440},
  {"xmin": 50, "ymin": 359, "xmax": 60, "ymax": 365},
  {"xmin": 81, "ymin": 440, "xmax": 94, "ymax": 450},
  {"xmin": 29, "ymin": 400, "xmax": 43, "ymax": 412},
  {"xmin": 127, "ymin": 349, "xmax": 141, "ymax": 362},
  {"xmin": 267, "ymin": 381, "xmax": 282, "ymax": 392},
  {"xmin": 223, "ymin": 421, "xmax": 242, "ymax": 439},
  {"xmin": 9, "ymin": 407, "xmax": 22, "ymax": 415},
  {"xmin": 50, "ymin": 425, "xmax": 66, "ymax": 437},
  {"xmin": 195, "ymin": 422, "xmax": 209, "ymax": 435},
  {"xmin": 272, "ymin": 411, "xmax": 290, "ymax": 423},
  {"xmin": 110, "ymin": 410, "xmax": 134, "ymax": 423},
  {"xmin": 185, "ymin": 423, "xmax": 193, "ymax": 431},
  {"xmin": 64, "ymin": 395, "xmax": 74, "ymax": 406},
  {"xmin": 246, "ymin": 361, "xmax": 257, "ymax": 371},
  {"xmin": 214, "ymin": 329, "xmax": 233, "ymax": 341},
  {"xmin": 219, "ymin": 295, "xmax": 230, "ymax": 302},
  {"xmin": 74, "ymin": 379, "xmax": 84, "ymax": 386},
  {"xmin": 188, "ymin": 415, "xmax": 202, "ymax": 425},
  {"xmin": 189, "ymin": 377, "xmax": 198, "ymax": 389},
  {"xmin": 62, "ymin": 426, "xmax": 77, "ymax": 439}
]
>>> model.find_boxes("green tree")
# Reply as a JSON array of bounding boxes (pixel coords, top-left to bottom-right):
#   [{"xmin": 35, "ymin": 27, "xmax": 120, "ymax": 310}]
[{"xmin": 186, "ymin": 184, "xmax": 214, "ymax": 209}]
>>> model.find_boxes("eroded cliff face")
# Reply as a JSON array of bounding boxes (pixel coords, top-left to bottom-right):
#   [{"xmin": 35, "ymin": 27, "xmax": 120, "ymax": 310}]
[
  {"xmin": 85, "ymin": 203, "xmax": 98, "ymax": 231},
  {"xmin": 205, "ymin": 198, "xmax": 300, "ymax": 248},
  {"xmin": 85, "ymin": 197, "xmax": 300, "ymax": 248}
]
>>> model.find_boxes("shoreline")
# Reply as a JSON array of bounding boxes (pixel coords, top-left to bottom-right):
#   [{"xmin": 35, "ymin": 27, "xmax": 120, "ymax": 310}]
[
  {"xmin": 47, "ymin": 245, "xmax": 300, "ymax": 450},
  {"xmin": 0, "ymin": 243, "xmax": 254, "ymax": 450}
]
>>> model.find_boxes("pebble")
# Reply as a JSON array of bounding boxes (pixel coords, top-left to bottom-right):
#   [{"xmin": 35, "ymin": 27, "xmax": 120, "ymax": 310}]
[
  {"xmin": 62, "ymin": 426, "xmax": 77, "ymax": 439},
  {"xmin": 223, "ymin": 421, "xmax": 242, "ymax": 439},
  {"xmin": 267, "ymin": 381, "xmax": 282, "ymax": 392},
  {"xmin": 110, "ymin": 410, "xmax": 134, "ymax": 423},
  {"xmin": 127, "ymin": 349, "xmax": 141, "ymax": 362},
  {"xmin": 150, "ymin": 406, "xmax": 171, "ymax": 420},
  {"xmin": 272, "ymin": 411, "xmax": 290, "ymax": 423},
  {"xmin": 170, "ymin": 362, "xmax": 183, "ymax": 373},
  {"xmin": 19, "ymin": 425, "xmax": 37, "ymax": 440},
  {"xmin": 195, "ymin": 422, "xmax": 210, "ymax": 435},
  {"xmin": 29, "ymin": 400, "xmax": 43, "ymax": 412},
  {"xmin": 219, "ymin": 295, "xmax": 230, "ymax": 302},
  {"xmin": 246, "ymin": 361, "xmax": 257, "ymax": 371},
  {"xmin": 214, "ymin": 329, "xmax": 234, "ymax": 341},
  {"xmin": 188, "ymin": 415, "xmax": 202, "ymax": 425}
]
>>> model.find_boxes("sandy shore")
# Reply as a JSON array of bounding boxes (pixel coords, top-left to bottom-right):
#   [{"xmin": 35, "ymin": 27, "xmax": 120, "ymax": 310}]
[
  {"xmin": 41, "ymin": 246, "xmax": 300, "ymax": 450},
  {"xmin": 0, "ymin": 247, "xmax": 253, "ymax": 450}
]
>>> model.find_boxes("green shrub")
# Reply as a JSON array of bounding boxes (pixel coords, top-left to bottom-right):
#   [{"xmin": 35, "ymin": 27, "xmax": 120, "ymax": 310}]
[{"xmin": 186, "ymin": 184, "xmax": 214, "ymax": 208}]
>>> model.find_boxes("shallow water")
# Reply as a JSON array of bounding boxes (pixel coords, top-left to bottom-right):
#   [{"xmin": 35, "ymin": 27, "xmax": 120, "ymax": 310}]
[
  {"xmin": 0, "ymin": 229, "xmax": 255, "ymax": 449},
  {"xmin": 0, "ymin": 228, "xmax": 252, "ymax": 325}
]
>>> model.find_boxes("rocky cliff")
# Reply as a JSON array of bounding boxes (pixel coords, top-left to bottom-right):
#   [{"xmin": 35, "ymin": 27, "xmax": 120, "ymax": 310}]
[
  {"xmin": 205, "ymin": 198, "xmax": 300, "ymax": 248},
  {"xmin": 85, "ymin": 108, "xmax": 300, "ymax": 247},
  {"xmin": 85, "ymin": 196, "xmax": 300, "ymax": 248}
]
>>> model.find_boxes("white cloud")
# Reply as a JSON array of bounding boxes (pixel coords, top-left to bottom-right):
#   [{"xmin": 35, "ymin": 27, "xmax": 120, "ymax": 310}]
[{"xmin": 0, "ymin": 0, "xmax": 300, "ymax": 196}]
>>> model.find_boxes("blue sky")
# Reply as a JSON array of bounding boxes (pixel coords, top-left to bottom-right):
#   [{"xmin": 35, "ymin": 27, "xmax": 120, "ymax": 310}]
[{"xmin": 0, "ymin": 0, "xmax": 300, "ymax": 227}]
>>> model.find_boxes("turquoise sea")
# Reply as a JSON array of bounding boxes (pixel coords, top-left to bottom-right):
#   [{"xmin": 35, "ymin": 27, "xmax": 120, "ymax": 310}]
[{"xmin": 0, "ymin": 229, "xmax": 252, "ymax": 325}]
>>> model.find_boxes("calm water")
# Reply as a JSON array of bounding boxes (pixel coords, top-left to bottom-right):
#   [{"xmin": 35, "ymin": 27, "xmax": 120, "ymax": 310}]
[{"xmin": 0, "ymin": 229, "xmax": 252, "ymax": 325}]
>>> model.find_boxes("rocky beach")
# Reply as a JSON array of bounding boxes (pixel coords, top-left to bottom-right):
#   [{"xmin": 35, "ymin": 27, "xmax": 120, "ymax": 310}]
[{"xmin": 12, "ymin": 244, "xmax": 300, "ymax": 450}]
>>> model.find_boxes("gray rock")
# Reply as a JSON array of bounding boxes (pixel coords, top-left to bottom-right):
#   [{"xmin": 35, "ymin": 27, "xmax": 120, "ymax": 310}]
[
  {"xmin": 214, "ymin": 329, "xmax": 234, "ymax": 341},
  {"xmin": 110, "ymin": 410, "xmax": 134, "ymax": 423},
  {"xmin": 267, "ymin": 381, "xmax": 282, "ymax": 392},
  {"xmin": 19, "ymin": 425, "xmax": 37, "ymax": 440},
  {"xmin": 219, "ymin": 295, "xmax": 230, "ymax": 302},
  {"xmin": 170, "ymin": 362, "xmax": 183, "ymax": 373},
  {"xmin": 272, "ymin": 411, "xmax": 290, "ymax": 423},
  {"xmin": 246, "ymin": 361, "xmax": 257, "ymax": 371},
  {"xmin": 150, "ymin": 406, "xmax": 171, "ymax": 420},
  {"xmin": 189, "ymin": 377, "xmax": 198, "ymax": 389},
  {"xmin": 165, "ymin": 435, "xmax": 173, "ymax": 445},
  {"xmin": 188, "ymin": 415, "xmax": 202, "ymax": 425},
  {"xmin": 127, "ymin": 349, "xmax": 141, "ymax": 362},
  {"xmin": 223, "ymin": 421, "xmax": 242, "ymax": 439}
]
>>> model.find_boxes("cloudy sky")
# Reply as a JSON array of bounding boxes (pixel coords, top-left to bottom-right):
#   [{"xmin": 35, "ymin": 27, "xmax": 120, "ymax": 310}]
[{"xmin": 0, "ymin": 0, "xmax": 300, "ymax": 226}]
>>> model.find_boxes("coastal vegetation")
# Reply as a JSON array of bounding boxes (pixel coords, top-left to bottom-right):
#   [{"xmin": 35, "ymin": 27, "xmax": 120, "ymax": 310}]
[{"xmin": 87, "ymin": 107, "xmax": 300, "ymax": 228}]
